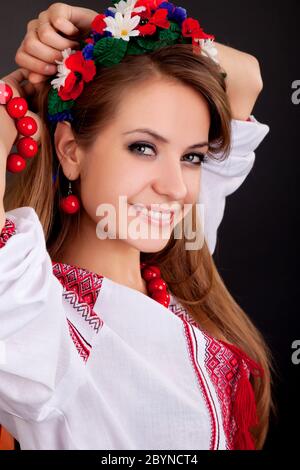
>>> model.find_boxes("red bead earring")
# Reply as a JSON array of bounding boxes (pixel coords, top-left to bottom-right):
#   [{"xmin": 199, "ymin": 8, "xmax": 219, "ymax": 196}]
[{"xmin": 60, "ymin": 179, "xmax": 80, "ymax": 215}]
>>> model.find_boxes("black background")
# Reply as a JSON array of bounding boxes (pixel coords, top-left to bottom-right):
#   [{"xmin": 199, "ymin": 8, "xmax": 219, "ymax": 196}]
[{"xmin": 0, "ymin": 0, "xmax": 299, "ymax": 451}]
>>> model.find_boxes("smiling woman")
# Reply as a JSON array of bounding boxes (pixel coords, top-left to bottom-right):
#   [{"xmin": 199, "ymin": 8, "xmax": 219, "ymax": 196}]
[
  {"xmin": 39, "ymin": 48, "xmax": 228, "ymax": 282},
  {"xmin": 0, "ymin": 0, "xmax": 273, "ymax": 451}
]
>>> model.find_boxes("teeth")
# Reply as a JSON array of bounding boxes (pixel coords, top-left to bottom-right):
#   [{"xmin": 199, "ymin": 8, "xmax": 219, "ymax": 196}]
[
  {"xmin": 131, "ymin": 205, "xmax": 172, "ymax": 221},
  {"xmin": 132, "ymin": 205, "xmax": 148, "ymax": 216},
  {"xmin": 148, "ymin": 210, "xmax": 171, "ymax": 221}
]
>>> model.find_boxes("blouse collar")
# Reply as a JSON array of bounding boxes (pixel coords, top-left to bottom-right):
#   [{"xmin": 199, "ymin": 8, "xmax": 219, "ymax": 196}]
[{"xmin": 52, "ymin": 260, "xmax": 178, "ymax": 310}]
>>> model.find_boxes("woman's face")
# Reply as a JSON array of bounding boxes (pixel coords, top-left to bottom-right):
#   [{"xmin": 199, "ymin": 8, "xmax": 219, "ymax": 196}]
[{"xmin": 57, "ymin": 78, "xmax": 210, "ymax": 253}]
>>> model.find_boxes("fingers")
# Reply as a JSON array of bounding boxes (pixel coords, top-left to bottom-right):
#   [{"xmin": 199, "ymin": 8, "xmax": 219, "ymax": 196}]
[
  {"xmin": 23, "ymin": 28, "xmax": 63, "ymax": 66},
  {"xmin": 36, "ymin": 21, "xmax": 80, "ymax": 50},
  {"xmin": 47, "ymin": 3, "xmax": 97, "ymax": 35},
  {"xmin": 15, "ymin": 20, "xmax": 80, "ymax": 82},
  {"xmin": 14, "ymin": 3, "xmax": 98, "ymax": 88},
  {"xmin": 16, "ymin": 30, "xmax": 76, "ymax": 83},
  {"xmin": 16, "ymin": 48, "xmax": 57, "ymax": 80}
]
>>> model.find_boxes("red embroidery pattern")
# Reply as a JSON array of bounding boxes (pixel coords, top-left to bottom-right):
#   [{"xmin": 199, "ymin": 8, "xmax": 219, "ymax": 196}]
[
  {"xmin": 182, "ymin": 320, "xmax": 219, "ymax": 450},
  {"xmin": 52, "ymin": 262, "xmax": 104, "ymax": 362},
  {"xmin": 53, "ymin": 262, "xmax": 103, "ymax": 311},
  {"xmin": 67, "ymin": 318, "xmax": 91, "ymax": 363},
  {"xmin": 169, "ymin": 300, "xmax": 245, "ymax": 450},
  {"xmin": 62, "ymin": 289, "xmax": 103, "ymax": 333},
  {"xmin": 0, "ymin": 218, "xmax": 16, "ymax": 248},
  {"xmin": 169, "ymin": 301, "xmax": 199, "ymax": 326},
  {"xmin": 202, "ymin": 334, "xmax": 243, "ymax": 450}
]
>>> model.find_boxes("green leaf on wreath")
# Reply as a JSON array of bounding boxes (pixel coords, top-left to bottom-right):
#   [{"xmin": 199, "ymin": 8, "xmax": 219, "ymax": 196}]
[
  {"xmin": 158, "ymin": 28, "xmax": 180, "ymax": 44},
  {"xmin": 127, "ymin": 39, "xmax": 146, "ymax": 55},
  {"xmin": 48, "ymin": 88, "xmax": 74, "ymax": 115},
  {"xmin": 93, "ymin": 37, "xmax": 128, "ymax": 66},
  {"xmin": 137, "ymin": 37, "xmax": 161, "ymax": 51},
  {"xmin": 168, "ymin": 21, "xmax": 182, "ymax": 34},
  {"xmin": 153, "ymin": 40, "xmax": 172, "ymax": 51}
]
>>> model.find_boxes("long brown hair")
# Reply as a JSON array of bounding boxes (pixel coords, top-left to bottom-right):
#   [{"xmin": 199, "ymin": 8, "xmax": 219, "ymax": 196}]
[{"xmin": 4, "ymin": 43, "xmax": 276, "ymax": 448}]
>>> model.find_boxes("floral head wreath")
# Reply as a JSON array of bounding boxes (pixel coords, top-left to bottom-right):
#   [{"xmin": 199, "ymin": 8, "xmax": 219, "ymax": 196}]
[{"xmin": 47, "ymin": 0, "xmax": 223, "ymax": 125}]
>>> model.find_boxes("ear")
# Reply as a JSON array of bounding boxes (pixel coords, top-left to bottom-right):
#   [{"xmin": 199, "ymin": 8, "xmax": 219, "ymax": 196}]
[{"xmin": 54, "ymin": 121, "xmax": 82, "ymax": 180}]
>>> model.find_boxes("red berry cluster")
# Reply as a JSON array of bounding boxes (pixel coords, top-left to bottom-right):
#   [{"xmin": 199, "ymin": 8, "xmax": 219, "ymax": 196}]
[{"xmin": 0, "ymin": 82, "xmax": 39, "ymax": 173}]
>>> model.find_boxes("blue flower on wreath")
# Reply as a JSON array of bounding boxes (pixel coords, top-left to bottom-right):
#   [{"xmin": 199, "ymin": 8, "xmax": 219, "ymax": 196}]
[
  {"xmin": 104, "ymin": 8, "xmax": 115, "ymax": 18},
  {"xmin": 82, "ymin": 43, "xmax": 94, "ymax": 60},
  {"xmin": 157, "ymin": 2, "xmax": 187, "ymax": 25}
]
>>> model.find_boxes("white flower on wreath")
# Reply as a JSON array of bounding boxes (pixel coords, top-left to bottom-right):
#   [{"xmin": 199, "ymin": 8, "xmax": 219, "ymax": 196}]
[
  {"xmin": 103, "ymin": 11, "xmax": 142, "ymax": 41},
  {"xmin": 197, "ymin": 38, "xmax": 219, "ymax": 64},
  {"xmin": 108, "ymin": 0, "xmax": 146, "ymax": 16},
  {"xmin": 50, "ymin": 47, "xmax": 77, "ymax": 91}
]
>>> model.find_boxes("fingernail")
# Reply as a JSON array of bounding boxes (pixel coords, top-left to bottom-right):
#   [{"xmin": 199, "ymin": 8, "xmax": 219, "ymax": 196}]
[{"xmin": 45, "ymin": 64, "xmax": 57, "ymax": 74}]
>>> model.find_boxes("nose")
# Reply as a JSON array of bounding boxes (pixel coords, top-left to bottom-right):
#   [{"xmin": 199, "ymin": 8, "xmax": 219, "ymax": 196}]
[{"xmin": 152, "ymin": 157, "xmax": 188, "ymax": 202}]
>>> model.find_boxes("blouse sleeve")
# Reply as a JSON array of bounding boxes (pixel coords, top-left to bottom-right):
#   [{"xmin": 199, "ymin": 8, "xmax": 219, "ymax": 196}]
[
  {"xmin": 199, "ymin": 115, "xmax": 270, "ymax": 255},
  {"xmin": 0, "ymin": 207, "xmax": 85, "ymax": 422}
]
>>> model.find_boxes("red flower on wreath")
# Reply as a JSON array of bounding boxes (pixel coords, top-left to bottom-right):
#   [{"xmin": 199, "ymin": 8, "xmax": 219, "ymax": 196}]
[
  {"xmin": 182, "ymin": 18, "xmax": 215, "ymax": 46},
  {"xmin": 91, "ymin": 13, "xmax": 107, "ymax": 34},
  {"xmin": 132, "ymin": 8, "xmax": 170, "ymax": 36},
  {"xmin": 59, "ymin": 51, "xmax": 96, "ymax": 101},
  {"xmin": 135, "ymin": 0, "xmax": 166, "ymax": 15}
]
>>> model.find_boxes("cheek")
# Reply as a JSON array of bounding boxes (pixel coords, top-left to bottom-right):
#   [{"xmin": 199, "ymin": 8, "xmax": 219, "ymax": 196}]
[
  {"xmin": 184, "ymin": 169, "xmax": 201, "ymax": 204},
  {"xmin": 79, "ymin": 156, "xmax": 116, "ymax": 219},
  {"xmin": 79, "ymin": 152, "xmax": 149, "ymax": 218}
]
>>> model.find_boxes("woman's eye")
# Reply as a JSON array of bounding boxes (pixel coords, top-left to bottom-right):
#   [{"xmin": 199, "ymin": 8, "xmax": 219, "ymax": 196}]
[
  {"xmin": 182, "ymin": 153, "xmax": 208, "ymax": 166},
  {"xmin": 128, "ymin": 142, "xmax": 155, "ymax": 158}
]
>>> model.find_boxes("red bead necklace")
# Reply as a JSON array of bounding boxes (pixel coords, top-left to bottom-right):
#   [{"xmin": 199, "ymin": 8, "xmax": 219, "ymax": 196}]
[
  {"xmin": 140, "ymin": 262, "xmax": 170, "ymax": 308},
  {"xmin": 0, "ymin": 81, "xmax": 39, "ymax": 173}
]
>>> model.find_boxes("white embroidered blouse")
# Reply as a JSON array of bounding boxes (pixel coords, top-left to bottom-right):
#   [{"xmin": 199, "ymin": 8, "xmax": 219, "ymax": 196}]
[{"xmin": 0, "ymin": 116, "xmax": 269, "ymax": 450}]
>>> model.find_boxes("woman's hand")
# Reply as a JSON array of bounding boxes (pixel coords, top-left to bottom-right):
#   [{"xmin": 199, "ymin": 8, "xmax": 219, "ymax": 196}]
[{"xmin": 15, "ymin": 3, "xmax": 98, "ymax": 85}]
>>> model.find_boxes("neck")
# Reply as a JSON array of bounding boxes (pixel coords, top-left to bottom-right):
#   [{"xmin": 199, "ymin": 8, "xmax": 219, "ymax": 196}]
[{"xmin": 58, "ymin": 210, "xmax": 148, "ymax": 296}]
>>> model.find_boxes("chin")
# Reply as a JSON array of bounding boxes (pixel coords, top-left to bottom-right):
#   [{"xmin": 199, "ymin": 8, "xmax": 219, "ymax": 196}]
[{"xmin": 125, "ymin": 235, "xmax": 171, "ymax": 254}]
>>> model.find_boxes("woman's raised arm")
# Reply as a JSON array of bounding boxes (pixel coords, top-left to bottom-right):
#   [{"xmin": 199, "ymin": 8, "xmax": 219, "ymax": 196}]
[
  {"xmin": 0, "ymin": 71, "xmax": 86, "ymax": 424},
  {"xmin": 215, "ymin": 41, "xmax": 264, "ymax": 120}
]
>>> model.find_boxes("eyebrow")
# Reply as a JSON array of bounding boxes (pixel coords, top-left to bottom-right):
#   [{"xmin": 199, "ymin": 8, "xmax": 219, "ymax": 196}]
[{"xmin": 122, "ymin": 128, "xmax": 209, "ymax": 150}]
